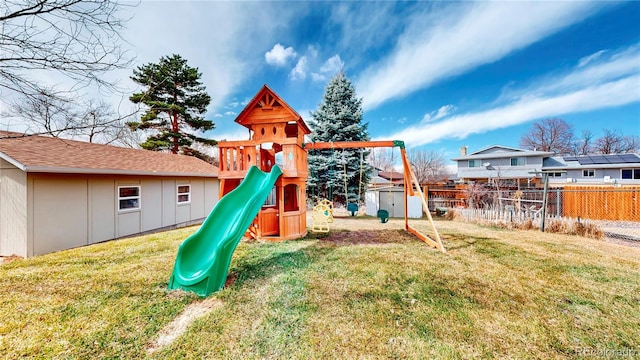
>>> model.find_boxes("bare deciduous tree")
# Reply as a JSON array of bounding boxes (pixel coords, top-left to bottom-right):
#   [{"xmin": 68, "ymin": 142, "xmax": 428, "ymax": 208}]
[
  {"xmin": 520, "ymin": 117, "xmax": 575, "ymax": 154},
  {"xmin": 465, "ymin": 183, "xmax": 490, "ymax": 209},
  {"xmin": 2, "ymin": 93, "xmax": 138, "ymax": 146},
  {"xmin": 2, "ymin": 90, "xmax": 75, "ymax": 137},
  {"xmin": 408, "ymin": 149, "xmax": 448, "ymax": 184},
  {"xmin": 368, "ymin": 148, "xmax": 395, "ymax": 172},
  {"xmin": 593, "ymin": 130, "xmax": 640, "ymax": 154},
  {"xmin": 74, "ymin": 99, "xmax": 140, "ymax": 146},
  {"xmin": 572, "ymin": 129, "xmax": 594, "ymax": 155},
  {"xmin": 0, "ymin": 0, "xmax": 133, "ymax": 99}
]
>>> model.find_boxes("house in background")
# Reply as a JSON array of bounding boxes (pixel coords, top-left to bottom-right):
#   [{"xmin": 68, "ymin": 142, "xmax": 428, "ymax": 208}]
[
  {"xmin": 452, "ymin": 145, "xmax": 640, "ymax": 187},
  {"xmin": 0, "ymin": 132, "xmax": 219, "ymax": 258},
  {"xmin": 543, "ymin": 154, "xmax": 640, "ymax": 186},
  {"xmin": 452, "ymin": 145, "xmax": 554, "ymax": 188}
]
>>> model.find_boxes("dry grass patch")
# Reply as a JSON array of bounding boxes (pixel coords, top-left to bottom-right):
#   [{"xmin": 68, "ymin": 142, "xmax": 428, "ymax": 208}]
[{"xmin": 1, "ymin": 219, "xmax": 639, "ymax": 359}]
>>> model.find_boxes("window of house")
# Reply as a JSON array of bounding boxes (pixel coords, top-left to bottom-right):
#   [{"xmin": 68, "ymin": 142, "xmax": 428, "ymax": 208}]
[
  {"xmin": 468, "ymin": 160, "xmax": 479, "ymax": 168},
  {"xmin": 118, "ymin": 186, "xmax": 140, "ymax": 211},
  {"xmin": 177, "ymin": 185, "xmax": 191, "ymax": 204},
  {"xmin": 621, "ymin": 169, "xmax": 640, "ymax": 179},
  {"xmin": 548, "ymin": 172, "xmax": 563, "ymax": 178},
  {"xmin": 582, "ymin": 169, "xmax": 595, "ymax": 177},
  {"xmin": 510, "ymin": 157, "xmax": 526, "ymax": 166}
]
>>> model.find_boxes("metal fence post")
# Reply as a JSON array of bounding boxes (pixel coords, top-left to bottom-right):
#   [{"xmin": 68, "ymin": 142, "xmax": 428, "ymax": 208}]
[
  {"xmin": 541, "ymin": 173, "xmax": 549, "ymax": 232},
  {"xmin": 556, "ymin": 189, "xmax": 561, "ymax": 217}
]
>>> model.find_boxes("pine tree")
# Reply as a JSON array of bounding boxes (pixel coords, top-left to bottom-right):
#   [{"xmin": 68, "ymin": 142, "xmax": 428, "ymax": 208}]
[
  {"xmin": 307, "ymin": 72, "xmax": 372, "ymax": 204},
  {"xmin": 127, "ymin": 54, "xmax": 216, "ymax": 157}
]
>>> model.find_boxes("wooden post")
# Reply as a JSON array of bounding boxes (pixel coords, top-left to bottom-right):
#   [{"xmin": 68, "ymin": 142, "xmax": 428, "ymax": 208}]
[{"xmin": 400, "ymin": 148, "xmax": 446, "ymax": 253}]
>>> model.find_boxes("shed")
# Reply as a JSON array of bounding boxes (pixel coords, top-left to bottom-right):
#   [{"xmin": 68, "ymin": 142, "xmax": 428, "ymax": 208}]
[
  {"xmin": 365, "ymin": 187, "xmax": 423, "ymax": 219},
  {"xmin": 0, "ymin": 132, "xmax": 219, "ymax": 258}
]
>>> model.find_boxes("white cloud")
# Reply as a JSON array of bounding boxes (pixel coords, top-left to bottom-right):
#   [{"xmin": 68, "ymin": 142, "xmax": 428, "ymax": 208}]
[
  {"xmin": 226, "ymin": 97, "xmax": 251, "ymax": 109},
  {"xmin": 265, "ymin": 43, "xmax": 297, "ymax": 66},
  {"xmin": 358, "ymin": 2, "xmax": 607, "ymax": 110},
  {"xmin": 307, "ymin": 45, "xmax": 319, "ymax": 58},
  {"xmin": 108, "ymin": 2, "xmax": 301, "ymax": 109},
  {"xmin": 310, "ymin": 54, "xmax": 344, "ymax": 82},
  {"xmin": 387, "ymin": 75, "xmax": 639, "ymax": 147},
  {"xmin": 290, "ymin": 56, "xmax": 308, "ymax": 80},
  {"xmin": 499, "ymin": 44, "xmax": 640, "ymax": 102},
  {"xmin": 578, "ymin": 50, "xmax": 608, "ymax": 68},
  {"xmin": 381, "ymin": 46, "xmax": 640, "ymax": 146},
  {"xmin": 423, "ymin": 105, "xmax": 456, "ymax": 122},
  {"xmin": 328, "ymin": 2, "xmax": 407, "ymax": 65},
  {"xmin": 213, "ymin": 128, "xmax": 252, "ymax": 142},
  {"xmin": 320, "ymin": 55, "xmax": 344, "ymax": 74},
  {"xmin": 224, "ymin": 111, "xmax": 236, "ymax": 116}
]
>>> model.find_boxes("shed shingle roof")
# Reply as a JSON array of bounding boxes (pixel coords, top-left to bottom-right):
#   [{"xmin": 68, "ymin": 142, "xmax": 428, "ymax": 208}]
[{"xmin": 0, "ymin": 131, "xmax": 218, "ymax": 177}]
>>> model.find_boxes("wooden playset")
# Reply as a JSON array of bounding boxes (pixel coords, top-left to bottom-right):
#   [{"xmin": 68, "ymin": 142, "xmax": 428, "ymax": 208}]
[{"xmin": 217, "ymin": 85, "xmax": 445, "ymax": 253}]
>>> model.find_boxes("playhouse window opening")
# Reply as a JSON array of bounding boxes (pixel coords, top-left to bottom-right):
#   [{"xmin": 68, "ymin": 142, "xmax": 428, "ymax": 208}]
[
  {"xmin": 264, "ymin": 186, "xmax": 277, "ymax": 207},
  {"xmin": 284, "ymin": 184, "xmax": 299, "ymax": 212}
]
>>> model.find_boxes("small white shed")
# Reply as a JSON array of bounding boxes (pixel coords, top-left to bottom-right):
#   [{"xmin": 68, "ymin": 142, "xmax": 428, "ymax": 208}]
[
  {"xmin": 365, "ymin": 187, "xmax": 423, "ymax": 218},
  {"xmin": 0, "ymin": 131, "xmax": 220, "ymax": 258}
]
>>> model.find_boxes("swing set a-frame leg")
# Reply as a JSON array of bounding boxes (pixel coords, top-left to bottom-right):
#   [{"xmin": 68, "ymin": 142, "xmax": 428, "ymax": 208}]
[{"xmin": 400, "ymin": 148, "xmax": 446, "ymax": 253}]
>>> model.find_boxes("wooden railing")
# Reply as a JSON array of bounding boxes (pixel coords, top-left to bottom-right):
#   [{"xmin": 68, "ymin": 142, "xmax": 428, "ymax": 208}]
[{"xmin": 218, "ymin": 139, "xmax": 307, "ymax": 179}]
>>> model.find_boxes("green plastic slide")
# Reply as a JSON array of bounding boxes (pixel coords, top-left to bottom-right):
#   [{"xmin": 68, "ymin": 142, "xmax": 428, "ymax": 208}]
[{"xmin": 168, "ymin": 165, "xmax": 282, "ymax": 297}]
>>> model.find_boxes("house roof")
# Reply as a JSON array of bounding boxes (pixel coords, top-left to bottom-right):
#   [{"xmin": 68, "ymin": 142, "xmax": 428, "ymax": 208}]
[
  {"xmin": 0, "ymin": 131, "xmax": 218, "ymax": 177},
  {"xmin": 378, "ymin": 170, "xmax": 404, "ymax": 181},
  {"xmin": 543, "ymin": 154, "xmax": 640, "ymax": 170},
  {"xmin": 452, "ymin": 145, "xmax": 554, "ymax": 161}
]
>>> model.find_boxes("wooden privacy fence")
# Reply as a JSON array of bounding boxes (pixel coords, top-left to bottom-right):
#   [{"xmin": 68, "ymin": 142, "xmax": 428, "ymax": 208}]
[{"xmin": 562, "ymin": 186, "xmax": 639, "ymax": 221}]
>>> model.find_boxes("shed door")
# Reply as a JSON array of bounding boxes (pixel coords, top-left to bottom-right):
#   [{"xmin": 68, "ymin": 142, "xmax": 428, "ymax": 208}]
[{"xmin": 379, "ymin": 190, "xmax": 395, "ymax": 217}]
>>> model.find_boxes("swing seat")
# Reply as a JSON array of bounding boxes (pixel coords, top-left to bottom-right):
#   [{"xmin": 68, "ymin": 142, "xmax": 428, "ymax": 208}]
[
  {"xmin": 377, "ymin": 209, "xmax": 389, "ymax": 223},
  {"xmin": 347, "ymin": 203, "xmax": 359, "ymax": 216}
]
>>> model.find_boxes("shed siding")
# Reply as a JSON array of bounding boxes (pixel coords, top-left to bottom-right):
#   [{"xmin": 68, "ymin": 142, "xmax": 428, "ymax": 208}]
[
  {"xmin": 141, "ymin": 179, "xmax": 162, "ymax": 232},
  {"xmin": 162, "ymin": 179, "xmax": 176, "ymax": 226},
  {"xmin": 190, "ymin": 179, "xmax": 205, "ymax": 219},
  {"xmin": 0, "ymin": 160, "xmax": 27, "ymax": 257},
  {"xmin": 204, "ymin": 179, "xmax": 218, "ymax": 213},
  {"xmin": 89, "ymin": 178, "xmax": 115, "ymax": 244},
  {"xmin": 32, "ymin": 177, "xmax": 88, "ymax": 256},
  {"xmin": 117, "ymin": 211, "xmax": 140, "ymax": 238},
  {"xmin": 2, "ymin": 172, "xmax": 218, "ymax": 258}
]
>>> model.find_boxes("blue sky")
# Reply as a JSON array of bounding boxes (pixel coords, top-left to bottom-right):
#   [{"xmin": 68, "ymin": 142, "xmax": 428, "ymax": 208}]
[{"xmin": 8, "ymin": 1, "xmax": 640, "ymax": 165}]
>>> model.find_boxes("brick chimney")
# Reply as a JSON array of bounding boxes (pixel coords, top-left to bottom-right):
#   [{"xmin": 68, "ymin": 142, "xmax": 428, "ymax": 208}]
[{"xmin": 460, "ymin": 146, "xmax": 468, "ymax": 156}]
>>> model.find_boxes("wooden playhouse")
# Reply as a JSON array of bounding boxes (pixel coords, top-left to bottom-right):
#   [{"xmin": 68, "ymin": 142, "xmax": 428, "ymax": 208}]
[{"xmin": 217, "ymin": 85, "xmax": 310, "ymax": 241}]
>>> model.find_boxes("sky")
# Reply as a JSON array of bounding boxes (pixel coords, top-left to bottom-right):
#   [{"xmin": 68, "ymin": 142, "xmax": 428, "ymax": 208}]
[{"xmin": 4, "ymin": 1, "xmax": 640, "ymax": 166}]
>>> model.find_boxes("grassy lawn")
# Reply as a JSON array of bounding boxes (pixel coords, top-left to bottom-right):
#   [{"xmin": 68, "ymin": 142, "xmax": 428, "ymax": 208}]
[{"xmin": 1, "ymin": 219, "xmax": 639, "ymax": 359}]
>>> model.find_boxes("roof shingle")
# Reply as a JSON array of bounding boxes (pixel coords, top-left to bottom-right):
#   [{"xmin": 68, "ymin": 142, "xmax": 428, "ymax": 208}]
[{"xmin": 0, "ymin": 131, "xmax": 218, "ymax": 177}]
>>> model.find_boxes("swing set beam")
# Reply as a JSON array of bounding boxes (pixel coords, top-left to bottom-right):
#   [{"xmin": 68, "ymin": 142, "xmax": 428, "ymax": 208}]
[
  {"xmin": 304, "ymin": 140, "xmax": 446, "ymax": 253},
  {"xmin": 304, "ymin": 140, "xmax": 404, "ymax": 150}
]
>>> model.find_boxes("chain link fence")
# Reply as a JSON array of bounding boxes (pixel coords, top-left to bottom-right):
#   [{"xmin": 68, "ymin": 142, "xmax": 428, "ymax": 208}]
[{"xmin": 428, "ymin": 186, "xmax": 640, "ymax": 243}]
